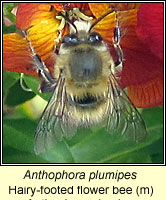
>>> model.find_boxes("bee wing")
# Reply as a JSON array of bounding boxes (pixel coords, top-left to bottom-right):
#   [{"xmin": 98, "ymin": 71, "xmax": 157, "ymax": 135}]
[
  {"xmin": 34, "ymin": 77, "xmax": 77, "ymax": 155},
  {"xmin": 106, "ymin": 74, "xmax": 147, "ymax": 142}
]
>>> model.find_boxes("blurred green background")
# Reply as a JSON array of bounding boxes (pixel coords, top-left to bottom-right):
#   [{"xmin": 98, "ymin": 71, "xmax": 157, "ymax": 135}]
[{"xmin": 3, "ymin": 3, "xmax": 164, "ymax": 164}]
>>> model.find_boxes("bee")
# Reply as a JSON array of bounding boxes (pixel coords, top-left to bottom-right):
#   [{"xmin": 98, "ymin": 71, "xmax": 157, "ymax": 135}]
[{"xmin": 23, "ymin": 8, "xmax": 147, "ymax": 154}]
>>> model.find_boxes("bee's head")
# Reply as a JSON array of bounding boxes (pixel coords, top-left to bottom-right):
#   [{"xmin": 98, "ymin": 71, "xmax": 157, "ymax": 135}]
[
  {"xmin": 62, "ymin": 31, "xmax": 103, "ymax": 46},
  {"xmin": 61, "ymin": 31, "xmax": 105, "ymax": 82}
]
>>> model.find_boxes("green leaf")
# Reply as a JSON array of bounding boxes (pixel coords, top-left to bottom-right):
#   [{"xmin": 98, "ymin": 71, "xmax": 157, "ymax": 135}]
[
  {"xmin": 3, "ymin": 70, "xmax": 20, "ymax": 93},
  {"xmin": 23, "ymin": 74, "xmax": 52, "ymax": 101},
  {"xmin": 3, "ymin": 21, "xmax": 17, "ymax": 34},
  {"xmin": 3, "ymin": 118, "xmax": 74, "ymax": 163},
  {"xmin": 3, "ymin": 3, "xmax": 17, "ymax": 24},
  {"xmin": 4, "ymin": 81, "xmax": 36, "ymax": 107},
  {"xmin": 3, "ymin": 107, "xmax": 163, "ymax": 163}
]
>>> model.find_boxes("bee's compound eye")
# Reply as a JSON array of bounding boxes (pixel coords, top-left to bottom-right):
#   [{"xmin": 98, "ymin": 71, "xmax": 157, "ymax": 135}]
[
  {"xmin": 89, "ymin": 32, "xmax": 102, "ymax": 43},
  {"xmin": 62, "ymin": 34, "xmax": 78, "ymax": 45}
]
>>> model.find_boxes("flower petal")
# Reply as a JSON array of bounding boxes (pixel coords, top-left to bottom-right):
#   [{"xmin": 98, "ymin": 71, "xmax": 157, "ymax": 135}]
[
  {"xmin": 48, "ymin": 3, "xmax": 65, "ymax": 11},
  {"xmin": 62, "ymin": 3, "xmax": 89, "ymax": 10},
  {"xmin": 136, "ymin": 3, "xmax": 163, "ymax": 60},
  {"xmin": 128, "ymin": 75, "xmax": 163, "ymax": 108},
  {"xmin": 89, "ymin": 3, "xmax": 111, "ymax": 18},
  {"xmin": 120, "ymin": 38, "xmax": 163, "ymax": 108},
  {"xmin": 120, "ymin": 3, "xmax": 163, "ymax": 107},
  {"xmin": 89, "ymin": 3, "xmax": 141, "ymax": 18},
  {"xmin": 3, "ymin": 33, "xmax": 56, "ymax": 76},
  {"xmin": 4, "ymin": 3, "xmax": 63, "ymax": 77},
  {"xmin": 26, "ymin": 15, "xmax": 59, "ymax": 61},
  {"xmin": 120, "ymin": 44, "xmax": 163, "ymax": 88},
  {"xmin": 3, "ymin": 33, "xmax": 37, "ymax": 76},
  {"xmin": 16, "ymin": 3, "xmax": 90, "ymax": 30},
  {"xmin": 89, "ymin": 3, "xmax": 139, "ymax": 47},
  {"xmin": 17, "ymin": 3, "xmax": 61, "ymax": 61},
  {"xmin": 16, "ymin": 3, "xmax": 52, "ymax": 30}
]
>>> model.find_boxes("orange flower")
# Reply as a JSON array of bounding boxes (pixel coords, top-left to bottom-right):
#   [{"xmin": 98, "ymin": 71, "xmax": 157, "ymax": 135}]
[{"xmin": 3, "ymin": 3, "xmax": 163, "ymax": 108}]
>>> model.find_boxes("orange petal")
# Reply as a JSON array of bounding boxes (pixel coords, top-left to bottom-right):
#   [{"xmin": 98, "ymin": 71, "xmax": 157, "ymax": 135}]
[
  {"xmin": 128, "ymin": 75, "xmax": 163, "ymax": 108},
  {"xmin": 89, "ymin": 3, "xmax": 141, "ymax": 18},
  {"xmin": 16, "ymin": 3, "xmax": 53, "ymax": 30},
  {"xmin": 3, "ymin": 33, "xmax": 37, "ymax": 76},
  {"xmin": 89, "ymin": 3, "xmax": 111, "ymax": 18},
  {"xmin": 89, "ymin": 3, "xmax": 139, "ymax": 45},
  {"xmin": 49, "ymin": 3, "xmax": 65, "ymax": 11},
  {"xmin": 6, "ymin": 3, "xmax": 65, "ymax": 76},
  {"xmin": 63, "ymin": 3, "xmax": 89, "ymax": 10},
  {"xmin": 23, "ymin": 6, "xmax": 60, "ymax": 61},
  {"xmin": 88, "ymin": 3, "xmax": 141, "ymax": 53}
]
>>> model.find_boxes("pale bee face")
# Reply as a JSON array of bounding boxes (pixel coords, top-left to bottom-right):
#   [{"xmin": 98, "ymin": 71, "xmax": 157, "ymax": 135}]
[{"xmin": 32, "ymin": 18, "xmax": 147, "ymax": 155}]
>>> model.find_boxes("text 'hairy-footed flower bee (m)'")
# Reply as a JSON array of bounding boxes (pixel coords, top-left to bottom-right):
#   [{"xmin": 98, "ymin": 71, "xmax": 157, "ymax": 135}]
[{"xmin": 24, "ymin": 8, "xmax": 147, "ymax": 154}]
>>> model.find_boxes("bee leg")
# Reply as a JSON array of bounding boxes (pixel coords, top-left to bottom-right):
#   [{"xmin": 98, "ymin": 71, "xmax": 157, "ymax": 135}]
[
  {"xmin": 113, "ymin": 11, "xmax": 123, "ymax": 67},
  {"xmin": 20, "ymin": 73, "xmax": 32, "ymax": 92},
  {"xmin": 39, "ymin": 79, "xmax": 56, "ymax": 93},
  {"xmin": 22, "ymin": 30, "xmax": 56, "ymax": 92},
  {"xmin": 114, "ymin": 41, "xmax": 123, "ymax": 67},
  {"xmin": 32, "ymin": 54, "xmax": 57, "ymax": 93}
]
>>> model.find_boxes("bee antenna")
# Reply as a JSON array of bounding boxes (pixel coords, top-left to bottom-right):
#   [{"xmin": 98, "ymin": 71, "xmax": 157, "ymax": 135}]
[
  {"xmin": 59, "ymin": 12, "xmax": 78, "ymax": 34},
  {"xmin": 89, "ymin": 7, "xmax": 116, "ymax": 33}
]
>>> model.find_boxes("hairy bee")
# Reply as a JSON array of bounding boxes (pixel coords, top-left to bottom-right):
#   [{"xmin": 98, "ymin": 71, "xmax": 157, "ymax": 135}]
[{"xmin": 23, "ymin": 8, "xmax": 147, "ymax": 154}]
